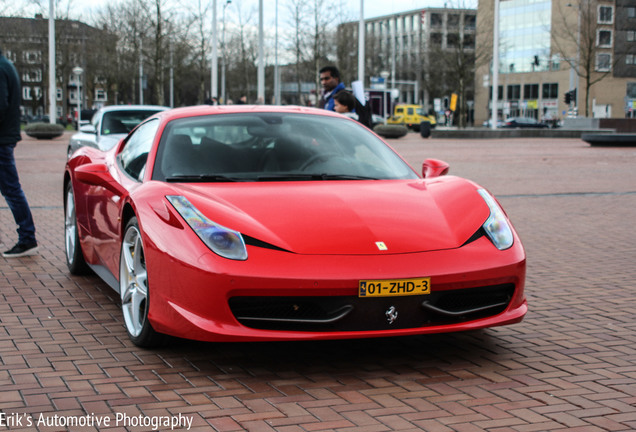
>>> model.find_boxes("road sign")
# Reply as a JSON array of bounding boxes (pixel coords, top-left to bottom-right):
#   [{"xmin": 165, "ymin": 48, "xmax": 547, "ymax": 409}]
[{"xmin": 450, "ymin": 93, "xmax": 458, "ymax": 111}]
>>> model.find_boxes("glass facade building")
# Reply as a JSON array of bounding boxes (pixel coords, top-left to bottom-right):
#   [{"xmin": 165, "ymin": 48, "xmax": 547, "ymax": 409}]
[{"xmin": 499, "ymin": 0, "xmax": 552, "ymax": 73}]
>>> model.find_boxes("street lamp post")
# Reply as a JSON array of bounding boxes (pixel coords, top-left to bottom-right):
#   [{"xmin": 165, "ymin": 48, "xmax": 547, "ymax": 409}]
[
  {"xmin": 73, "ymin": 66, "xmax": 84, "ymax": 130},
  {"xmin": 390, "ymin": 19, "xmax": 396, "ymax": 93},
  {"xmin": 491, "ymin": 0, "xmax": 499, "ymax": 130},
  {"xmin": 566, "ymin": 1, "xmax": 581, "ymax": 114},
  {"xmin": 169, "ymin": 41, "xmax": 174, "ymax": 108},
  {"xmin": 211, "ymin": 0, "xmax": 218, "ymax": 101},
  {"xmin": 274, "ymin": 0, "xmax": 280, "ymax": 104},
  {"xmin": 380, "ymin": 70, "xmax": 390, "ymax": 124},
  {"xmin": 48, "ymin": 0, "xmax": 56, "ymax": 125},
  {"xmin": 221, "ymin": 0, "xmax": 231, "ymax": 104},
  {"xmin": 358, "ymin": 0, "xmax": 365, "ymax": 86},
  {"xmin": 257, "ymin": 0, "xmax": 264, "ymax": 103},
  {"xmin": 138, "ymin": 38, "xmax": 144, "ymax": 104}
]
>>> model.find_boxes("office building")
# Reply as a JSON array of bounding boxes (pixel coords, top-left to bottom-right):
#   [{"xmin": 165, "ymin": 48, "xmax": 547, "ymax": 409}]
[
  {"xmin": 338, "ymin": 7, "xmax": 477, "ymax": 120},
  {"xmin": 0, "ymin": 15, "xmax": 114, "ymax": 121},
  {"xmin": 474, "ymin": 0, "xmax": 636, "ymax": 125}
]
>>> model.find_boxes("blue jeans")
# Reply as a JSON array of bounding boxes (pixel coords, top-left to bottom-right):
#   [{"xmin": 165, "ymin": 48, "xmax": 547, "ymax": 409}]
[{"xmin": 0, "ymin": 144, "xmax": 36, "ymax": 244}]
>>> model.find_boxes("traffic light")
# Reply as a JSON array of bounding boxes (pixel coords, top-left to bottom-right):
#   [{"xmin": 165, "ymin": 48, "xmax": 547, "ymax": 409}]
[{"xmin": 564, "ymin": 89, "xmax": 577, "ymax": 105}]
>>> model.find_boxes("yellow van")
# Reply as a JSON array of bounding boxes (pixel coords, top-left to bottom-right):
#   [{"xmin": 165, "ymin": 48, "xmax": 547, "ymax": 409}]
[{"xmin": 387, "ymin": 104, "xmax": 436, "ymax": 130}]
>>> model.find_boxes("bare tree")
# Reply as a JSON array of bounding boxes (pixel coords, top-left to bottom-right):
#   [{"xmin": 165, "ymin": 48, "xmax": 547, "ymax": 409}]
[
  {"xmin": 426, "ymin": 10, "xmax": 492, "ymax": 127},
  {"xmin": 335, "ymin": 20, "xmax": 357, "ymax": 85},
  {"xmin": 149, "ymin": 0, "xmax": 180, "ymax": 105},
  {"xmin": 93, "ymin": 0, "xmax": 176, "ymax": 106},
  {"xmin": 151, "ymin": 0, "xmax": 166, "ymax": 104},
  {"xmin": 227, "ymin": 3, "xmax": 257, "ymax": 102},
  {"xmin": 551, "ymin": 0, "xmax": 617, "ymax": 117},
  {"xmin": 307, "ymin": 0, "xmax": 339, "ymax": 93},
  {"xmin": 182, "ymin": 0, "xmax": 212, "ymax": 103},
  {"xmin": 283, "ymin": 0, "xmax": 340, "ymax": 105},
  {"xmin": 94, "ymin": 0, "xmax": 150, "ymax": 104},
  {"xmin": 284, "ymin": 0, "xmax": 310, "ymax": 102}
]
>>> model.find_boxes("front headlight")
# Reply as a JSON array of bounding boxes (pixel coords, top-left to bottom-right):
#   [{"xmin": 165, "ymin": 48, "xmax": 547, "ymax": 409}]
[
  {"xmin": 478, "ymin": 189, "xmax": 514, "ymax": 250},
  {"xmin": 166, "ymin": 195, "xmax": 248, "ymax": 260}
]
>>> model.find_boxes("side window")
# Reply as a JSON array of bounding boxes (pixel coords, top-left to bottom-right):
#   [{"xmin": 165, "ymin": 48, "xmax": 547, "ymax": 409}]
[{"xmin": 119, "ymin": 119, "xmax": 160, "ymax": 181}]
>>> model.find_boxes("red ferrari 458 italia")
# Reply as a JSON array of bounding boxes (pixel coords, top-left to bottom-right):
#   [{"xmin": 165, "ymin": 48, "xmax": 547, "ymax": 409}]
[{"xmin": 64, "ymin": 105, "xmax": 527, "ymax": 347}]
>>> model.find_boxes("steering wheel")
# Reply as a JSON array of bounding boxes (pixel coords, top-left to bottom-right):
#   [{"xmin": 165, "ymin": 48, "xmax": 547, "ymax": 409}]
[{"xmin": 299, "ymin": 153, "xmax": 343, "ymax": 171}]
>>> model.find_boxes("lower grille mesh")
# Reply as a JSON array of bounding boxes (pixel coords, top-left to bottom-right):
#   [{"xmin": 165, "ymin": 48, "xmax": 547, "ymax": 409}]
[{"xmin": 229, "ymin": 284, "xmax": 515, "ymax": 332}]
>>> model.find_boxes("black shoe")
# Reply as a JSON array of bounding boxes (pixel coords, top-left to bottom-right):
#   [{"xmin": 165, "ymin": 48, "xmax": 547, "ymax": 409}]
[{"xmin": 3, "ymin": 242, "xmax": 39, "ymax": 258}]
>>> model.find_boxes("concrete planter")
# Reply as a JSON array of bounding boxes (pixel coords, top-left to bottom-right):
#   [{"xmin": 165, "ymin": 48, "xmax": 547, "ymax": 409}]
[
  {"xmin": 373, "ymin": 124, "xmax": 409, "ymax": 139},
  {"xmin": 24, "ymin": 122, "xmax": 65, "ymax": 140}
]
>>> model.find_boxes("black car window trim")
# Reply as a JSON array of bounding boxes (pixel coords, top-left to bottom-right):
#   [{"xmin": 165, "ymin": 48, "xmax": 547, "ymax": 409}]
[{"xmin": 117, "ymin": 118, "xmax": 161, "ymax": 182}]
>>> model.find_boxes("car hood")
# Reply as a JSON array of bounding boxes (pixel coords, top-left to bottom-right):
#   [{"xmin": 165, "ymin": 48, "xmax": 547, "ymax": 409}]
[
  {"xmin": 164, "ymin": 178, "xmax": 490, "ymax": 255},
  {"xmin": 69, "ymin": 133, "xmax": 124, "ymax": 152}
]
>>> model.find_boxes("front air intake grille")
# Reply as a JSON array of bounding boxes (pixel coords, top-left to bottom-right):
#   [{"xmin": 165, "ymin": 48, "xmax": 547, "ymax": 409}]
[{"xmin": 229, "ymin": 284, "xmax": 515, "ymax": 332}]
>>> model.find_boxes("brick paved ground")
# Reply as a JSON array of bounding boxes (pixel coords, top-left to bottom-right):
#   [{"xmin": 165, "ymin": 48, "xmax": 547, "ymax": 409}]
[{"xmin": 1, "ymin": 131, "xmax": 635, "ymax": 431}]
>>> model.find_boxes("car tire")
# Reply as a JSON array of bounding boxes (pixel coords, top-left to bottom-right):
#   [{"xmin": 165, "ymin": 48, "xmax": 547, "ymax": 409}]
[
  {"xmin": 119, "ymin": 217, "xmax": 165, "ymax": 347},
  {"xmin": 64, "ymin": 182, "xmax": 91, "ymax": 275}
]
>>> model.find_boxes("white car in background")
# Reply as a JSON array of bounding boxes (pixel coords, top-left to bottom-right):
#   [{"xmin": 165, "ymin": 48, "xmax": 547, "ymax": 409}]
[{"xmin": 67, "ymin": 105, "xmax": 169, "ymax": 158}]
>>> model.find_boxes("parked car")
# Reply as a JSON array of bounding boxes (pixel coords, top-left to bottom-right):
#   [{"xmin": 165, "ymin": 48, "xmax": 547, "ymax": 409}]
[
  {"xmin": 387, "ymin": 104, "xmax": 436, "ymax": 130},
  {"xmin": 24, "ymin": 114, "xmax": 50, "ymax": 124},
  {"xmin": 482, "ymin": 119, "xmax": 506, "ymax": 128},
  {"xmin": 57, "ymin": 114, "xmax": 73, "ymax": 127},
  {"xmin": 74, "ymin": 109, "xmax": 97, "ymax": 129},
  {"xmin": 501, "ymin": 117, "xmax": 549, "ymax": 129},
  {"xmin": 67, "ymin": 105, "xmax": 169, "ymax": 158},
  {"xmin": 64, "ymin": 105, "xmax": 527, "ymax": 347},
  {"xmin": 542, "ymin": 118, "xmax": 562, "ymax": 129}
]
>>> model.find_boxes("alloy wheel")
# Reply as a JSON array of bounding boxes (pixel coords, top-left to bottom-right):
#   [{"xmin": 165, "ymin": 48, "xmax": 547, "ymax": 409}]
[{"xmin": 120, "ymin": 223, "xmax": 148, "ymax": 338}]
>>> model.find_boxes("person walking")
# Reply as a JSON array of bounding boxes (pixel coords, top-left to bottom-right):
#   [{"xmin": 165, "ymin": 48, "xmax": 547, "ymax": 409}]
[
  {"xmin": 318, "ymin": 66, "xmax": 345, "ymax": 111},
  {"xmin": 0, "ymin": 47, "xmax": 38, "ymax": 257}
]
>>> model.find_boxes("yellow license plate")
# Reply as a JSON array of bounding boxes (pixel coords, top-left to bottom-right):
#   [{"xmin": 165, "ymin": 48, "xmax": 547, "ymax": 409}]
[{"xmin": 359, "ymin": 277, "xmax": 431, "ymax": 298}]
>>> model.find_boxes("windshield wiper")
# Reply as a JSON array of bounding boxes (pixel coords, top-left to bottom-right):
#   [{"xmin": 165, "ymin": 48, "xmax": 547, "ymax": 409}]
[
  {"xmin": 257, "ymin": 173, "xmax": 377, "ymax": 181},
  {"xmin": 319, "ymin": 174, "xmax": 378, "ymax": 180},
  {"xmin": 166, "ymin": 173, "xmax": 379, "ymax": 183},
  {"xmin": 165, "ymin": 174, "xmax": 241, "ymax": 182}
]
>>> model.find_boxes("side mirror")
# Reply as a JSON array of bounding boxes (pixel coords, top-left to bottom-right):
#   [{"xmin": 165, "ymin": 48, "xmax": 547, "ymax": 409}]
[
  {"xmin": 79, "ymin": 124, "xmax": 96, "ymax": 134},
  {"xmin": 422, "ymin": 158, "xmax": 449, "ymax": 178},
  {"xmin": 75, "ymin": 163, "xmax": 126, "ymax": 196}
]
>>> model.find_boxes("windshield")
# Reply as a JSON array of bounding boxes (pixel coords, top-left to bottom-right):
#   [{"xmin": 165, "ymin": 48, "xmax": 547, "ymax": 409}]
[
  {"xmin": 153, "ymin": 113, "xmax": 418, "ymax": 182},
  {"xmin": 100, "ymin": 110, "xmax": 163, "ymax": 135}
]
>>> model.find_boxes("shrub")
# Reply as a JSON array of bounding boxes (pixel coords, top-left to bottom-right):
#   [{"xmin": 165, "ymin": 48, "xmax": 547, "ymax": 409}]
[
  {"xmin": 372, "ymin": 124, "xmax": 408, "ymax": 139},
  {"xmin": 24, "ymin": 122, "xmax": 65, "ymax": 140}
]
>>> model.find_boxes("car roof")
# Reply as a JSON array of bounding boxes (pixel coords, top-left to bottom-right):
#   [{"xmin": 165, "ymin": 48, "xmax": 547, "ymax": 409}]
[{"xmin": 98, "ymin": 105, "xmax": 170, "ymax": 113}]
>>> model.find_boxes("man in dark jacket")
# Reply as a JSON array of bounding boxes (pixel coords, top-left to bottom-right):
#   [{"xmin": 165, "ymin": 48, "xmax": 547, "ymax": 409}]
[
  {"xmin": 318, "ymin": 66, "xmax": 345, "ymax": 111},
  {"xmin": 0, "ymin": 47, "xmax": 38, "ymax": 257}
]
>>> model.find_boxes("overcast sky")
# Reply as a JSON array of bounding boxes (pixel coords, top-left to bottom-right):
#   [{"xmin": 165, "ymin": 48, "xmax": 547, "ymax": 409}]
[
  {"xmin": 8, "ymin": 0, "xmax": 477, "ymax": 24},
  {"xmin": 71, "ymin": 0, "xmax": 472, "ymax": 21}
]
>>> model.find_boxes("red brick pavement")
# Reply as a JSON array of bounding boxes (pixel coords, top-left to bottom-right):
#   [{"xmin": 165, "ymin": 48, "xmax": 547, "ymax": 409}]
[{"xmin": 1, "ymin": 131, "xmax": 635, "ymax": 431}]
